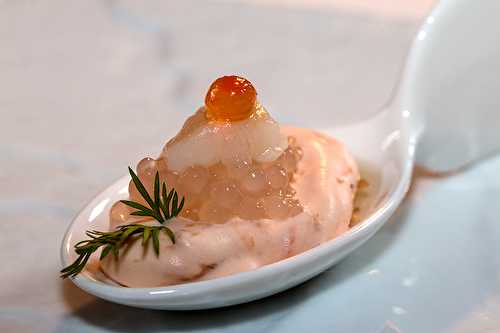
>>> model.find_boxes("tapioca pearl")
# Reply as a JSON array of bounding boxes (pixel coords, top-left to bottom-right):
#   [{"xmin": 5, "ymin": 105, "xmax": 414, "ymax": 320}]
[
  {"xmin": 293, "ymin": 146, "xmax": 303, "ymax": 159},
  {"xmin": 155, "ymin": 158, "xmax": 169, "ymax": 177},
  {"xmin": 110, "ymin": 201, "xmax": 131, "ymax": 225},
  {"xmin": 199, "ymin": 200, "xmax": 232, "ymax": 224},
  {"xmin": 238, "ymin": 196, "xmax": 266, "ymax": 220},
  {"xmin": 226, "ymin": 158, "xmax": 251, "ymax": 179},
  {"xmin": 256, "ymin": 160, "xmax": 277, "ymax": 173},
  {"xmin": 128, "ymin": 179, "xmax": 151, "ymax": 206},
  {"xmin": 286, "ymin": 198, "xmax": 303, "ymax": 216},
  {"xmin": 285, "ymin": 187, "xmax": 296, "ymax": 198},
  {"xmin": 266, "ymin": 165, "xmax": 288, "ymax": 190},
  {"xmin": 172, "ymin": 184, "xmax": 191, "ymax": 210},
  {"xmin": 208, "ymin": 163, "xmax": 228, "ymax": 180},
  {"xmin": 162, "ymin": 170, "xmax": 179, "ymax": 189},
  {"xmin": 160, "ymin": 170, "xmax": 180, "ymax": 198},
  {"xmin": 267, "ymin": 188, "xmax": 285, "ymax": 197},
  {"xmin": 181, "ymin": 207, "xmax": 200, "ymax": 221},
  {"xmin": 210, "ymin": 180, "xmax": 242, "ymax": 209},
  {"xmin": 279, "ymin": 149, "xmax": 298, "ymax": 175},
  {"xmin": 137, "ymin": 157, "xmax": 157, "ymax": 180},
  {"xmin": 240, "ymin": 167, "xmax": 267, "ymax": 194},
  {"xmin": 179, "ymin": 165, "xmax": 209, "ymax": 194},
  {"xmin": 262, "ymin": 194, "xmax": 289, "ymax": 220},
  {"xmin": 183, "ymin": 191, "xmax": 202, "ymax": 210}
]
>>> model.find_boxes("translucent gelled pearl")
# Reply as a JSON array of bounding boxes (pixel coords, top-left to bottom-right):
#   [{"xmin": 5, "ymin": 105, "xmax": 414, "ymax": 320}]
[
  {"xmin": 280, "ymin": 149, "xmax": 298, "ymax": 174},
  {"xmin": 266, "ymin": 165, "xmax": 288, "ymax": 189},
  {"xmin": 181, "ymin": 207, "xmax": 200, "ymax": 221},
  {"xmin": 209, "ymin": 163, "xmax": 228, "ymax": 180},
  {"xmin": 164, "ymin": 170, "xmax": 179, "ymax": 190},
  {"xmin": 127, "ymin": 159, "xmax": 156, "ymax": 203},
  {"xmin": 285, "ymin": 188, "xmax": 297, "ymax": 199},
  {"xmin": 287, "ymin": 199, "xmax": 303, "ymax": 216},
  {"xmin": 156, "ymin": 158, "xmax": 169, "ymax": 177},
  {"xmin": 137, "ymin": 157, "xmax": 157, "ymax": 179},
  {"xmin": 199, "ymin": 201, "xmax": 232, "ymax": 224},
  {"xmin": 210, "ymin": 180, "xmax": 242, "ymax": 209},
  {"xmin": 184, "ymin": 192, "xmax": 202, "ymax": 210},
  {"xmin": 227, "ymin": 159, "xmax": 251, "ymax": 179},
  {"xmin": 238, "ymin": 196, "xmax": 266, "ymax": 220},
  {"xmin": 110, "ymin": 201, "xmax": 131, "ymax": 225},
  {"xmin": 263, "ymin": 194, "xmax": 289, "ymax": 220},
  {"xmin": 128, "ymin": 180, "xmax": 149, "ymax": 205},
  {"xmin": 293, "ymin": 146, "xmax": 303, "ymax": 159},
  {"xmin": 178, "ymin": 166, "xmax": 209, "ymax": 194},
  {"xmin": 205, "ymin": 75, "xmax": 257, "ymax": 121},
  {"xmin": 240, "ymin": 168, "xmax": 267, "ymax": 194}
]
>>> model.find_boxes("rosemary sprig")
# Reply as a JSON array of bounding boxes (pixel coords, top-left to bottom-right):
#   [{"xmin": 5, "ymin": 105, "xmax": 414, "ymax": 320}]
[
  {"xmin": 60, "ymin": 224, "xmax": 174, "ymax": 279},
  {"xmin": 60, "ymin": 167, "xmax": 184, "ymax": 279}
]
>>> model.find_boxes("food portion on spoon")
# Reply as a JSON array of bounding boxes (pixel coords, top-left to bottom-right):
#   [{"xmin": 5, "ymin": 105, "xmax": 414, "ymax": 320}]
[{"xmin": 61, "ymin": 75, "xmax": 360, "ymax": 287}]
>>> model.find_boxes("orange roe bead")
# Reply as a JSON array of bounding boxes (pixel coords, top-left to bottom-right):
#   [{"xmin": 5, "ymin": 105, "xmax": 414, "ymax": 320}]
[{"xmin": 205, "ymin": 75, "xmax": 257, "ymax": 121}]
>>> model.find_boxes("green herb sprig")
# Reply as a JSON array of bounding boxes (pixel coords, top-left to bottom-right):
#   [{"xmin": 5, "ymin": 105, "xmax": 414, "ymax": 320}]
[
  {"xmin": 121, "ymin": 167, "xmax": 184, "ymax": 223},
  {"xmin": 60, "ymin": 167, "xmax": 184, "ymax": 279}
]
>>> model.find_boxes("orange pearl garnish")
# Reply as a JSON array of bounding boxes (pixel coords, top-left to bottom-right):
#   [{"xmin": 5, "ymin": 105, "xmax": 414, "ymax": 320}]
[{"xmin": 205, "ymin": 75, "xmax": 257, "ymax": 121}]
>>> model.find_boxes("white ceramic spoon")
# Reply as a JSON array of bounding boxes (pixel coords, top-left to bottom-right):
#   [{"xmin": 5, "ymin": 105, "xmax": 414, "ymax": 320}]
[{"xmin": 60, "ymin": 0, "xmax": 500, "ymax": 310}]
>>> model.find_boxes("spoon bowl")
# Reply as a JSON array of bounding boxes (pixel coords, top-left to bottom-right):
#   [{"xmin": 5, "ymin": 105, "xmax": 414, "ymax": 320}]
[{"xmin": 61, "ymin": 0, "xmax": 500, "ymax": 309}]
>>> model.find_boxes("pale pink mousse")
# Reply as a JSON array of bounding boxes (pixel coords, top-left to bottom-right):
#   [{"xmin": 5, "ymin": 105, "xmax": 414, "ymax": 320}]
[{"xmin": 101, "ymin": 127, "xmax": 359, "ymax": 287}]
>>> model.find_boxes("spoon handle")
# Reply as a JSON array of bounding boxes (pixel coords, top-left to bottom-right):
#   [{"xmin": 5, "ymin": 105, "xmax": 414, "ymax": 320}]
[{"xmin": 398, "ymin": 0, "xmax": 500, "ymax": 172}]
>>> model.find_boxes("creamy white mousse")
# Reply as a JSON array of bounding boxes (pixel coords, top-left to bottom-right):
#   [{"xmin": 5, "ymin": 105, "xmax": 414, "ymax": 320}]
[{"xmin": 101, "ymin": 127, "xmax": 359, "ymax": 287}]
